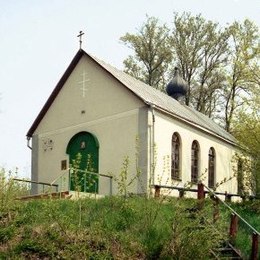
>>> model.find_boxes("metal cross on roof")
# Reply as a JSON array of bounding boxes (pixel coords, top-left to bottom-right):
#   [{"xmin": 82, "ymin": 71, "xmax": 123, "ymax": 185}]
[{"xmin": 77, "ymin": 31, "xmax": 84, "ymax": 49}]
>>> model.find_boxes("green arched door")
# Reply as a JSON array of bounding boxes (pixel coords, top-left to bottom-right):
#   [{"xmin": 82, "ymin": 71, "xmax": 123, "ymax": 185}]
[{"xmin": 66, "ymin": 132, "xmax": 99, "ymax": 193}]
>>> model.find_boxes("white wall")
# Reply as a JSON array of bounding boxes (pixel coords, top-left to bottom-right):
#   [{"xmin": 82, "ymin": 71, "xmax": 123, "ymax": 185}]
[
  {"xmin": 153, "ymin": 110, "xmax": 238, "ymax": 195},
  {"xmin": 31, "ymin": 54, "xmax": 148, "ymax": 195},
  {"xmin": 31, "ymin": 53, "xmax": 239, "ymax": 198}
]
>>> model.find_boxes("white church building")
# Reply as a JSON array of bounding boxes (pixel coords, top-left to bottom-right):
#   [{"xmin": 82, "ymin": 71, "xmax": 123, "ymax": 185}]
[{"xmin": 27, "ymin": 48, "xmax": 240, "ymax": 197}]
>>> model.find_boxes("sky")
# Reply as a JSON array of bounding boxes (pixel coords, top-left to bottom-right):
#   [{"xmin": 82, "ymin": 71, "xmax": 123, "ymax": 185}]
[{"xmin": 0, "ymin": 0, "xmax": 259, "ymax": 179}]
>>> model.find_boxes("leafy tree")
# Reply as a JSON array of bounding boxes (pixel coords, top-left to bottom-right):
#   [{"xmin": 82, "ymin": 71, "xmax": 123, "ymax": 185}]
[
  {"xmin": 233, "ymin": 111, "xmax": 260, "ymax": 196},
  {"xmin": 222, "ymin": 19, "xmax": 260, "ymax": 132},
  {"xmin": 120, "ymin": 16, "xmax": 173, "ymax": 90},
  {"xmin": 120, "ymin": 13, "xmax": 259, "ymax": 133},
  {"xmin": 222, "ymin": 21, "xmax": 260, "ymax": 194},
  {"xmin": 170, "ymin": 12, "xmax": 229, "ymax": 111}
]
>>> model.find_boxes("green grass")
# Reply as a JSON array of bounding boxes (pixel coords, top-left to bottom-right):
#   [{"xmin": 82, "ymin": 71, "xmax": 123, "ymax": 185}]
[
  {"xmin": 230, "ymin": 200, "xmax": 260, "ymax": 258},
  {"xmin": 0, "ymin": 169, "xmax": 259, "ymax": 259},
  {"xmin": 0, "ymin": 196, "xmax": 230, "ymax": 259}
]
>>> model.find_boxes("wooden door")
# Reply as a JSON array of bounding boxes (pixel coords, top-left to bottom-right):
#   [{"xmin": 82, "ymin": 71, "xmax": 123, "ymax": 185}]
[{"xmin": 66, "ymin": 132, "xmax": 99, "ymax": 193}]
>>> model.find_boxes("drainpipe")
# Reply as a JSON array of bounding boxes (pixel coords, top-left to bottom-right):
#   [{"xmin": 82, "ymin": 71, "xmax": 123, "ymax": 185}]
[
  {"xmin": 27, "ymin": 136, "xmax": 32, "ymax": 150},
  {"xmin": 147, "ymin": 102, "xmax": 156, "ymax": 195}
]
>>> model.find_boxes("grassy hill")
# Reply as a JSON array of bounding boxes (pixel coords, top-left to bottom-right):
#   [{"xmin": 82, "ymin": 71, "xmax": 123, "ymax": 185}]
[
  {"xmin": 0, "ymin": 194, "xmax": 259, "ymax": 259},
  {"xmin": 0, "ymin": 173, "xmax": 259, "ymax": 259},
  {"xmin": 0, "ymin": 196, "xmax": 225, "ymax": 259}
]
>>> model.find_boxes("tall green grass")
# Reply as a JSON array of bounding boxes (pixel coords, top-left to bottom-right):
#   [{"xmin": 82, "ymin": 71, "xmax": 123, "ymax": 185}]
[
  {"xmin": 0, "ymin": 195, "xmax": 229, "ymax": 259},
  {"xmin": 0, "ymin": 167, "xmax": 30, "ymax": 212},
  {"xmin": 231, "ymin": 200, "xmax": 260, "ymax": 258},
  {"xmin": 1, "ymin": 167, "xmax": 259, "ymax": 259}
]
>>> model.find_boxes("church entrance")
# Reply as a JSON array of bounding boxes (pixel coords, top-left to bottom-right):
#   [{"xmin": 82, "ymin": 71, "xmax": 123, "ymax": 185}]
[{"xmin": 66, "ymin": 132, "xmax": 99, "ymax": 193}]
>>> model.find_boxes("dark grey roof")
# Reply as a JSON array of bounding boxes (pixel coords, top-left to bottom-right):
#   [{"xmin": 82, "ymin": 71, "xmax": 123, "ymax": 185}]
[{"xmin": 89, "ymin": 53, "xmax": 236, "ymax": 145}]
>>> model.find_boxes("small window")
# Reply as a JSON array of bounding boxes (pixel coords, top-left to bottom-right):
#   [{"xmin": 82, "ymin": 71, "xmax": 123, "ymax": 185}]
[
  {"xmin": 171, "ymin": 132, "xmax": 181, "ymax": 180},
  {"xmin": 61, "ymin": 160, "xmax": 67, "ymax": 170},
  {"xmin": 191, "ymin": 141, "xmax": 200, "ymax": 183},
  {"xmin": 208, "ymin": 147, "xmax": 215, "ymax": 188}
]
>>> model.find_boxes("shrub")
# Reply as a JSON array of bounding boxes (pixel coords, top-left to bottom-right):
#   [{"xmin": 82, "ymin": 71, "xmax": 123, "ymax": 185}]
[{"xmin": 0, "ymin": 167, "xmax": 29, "ymax": 213}]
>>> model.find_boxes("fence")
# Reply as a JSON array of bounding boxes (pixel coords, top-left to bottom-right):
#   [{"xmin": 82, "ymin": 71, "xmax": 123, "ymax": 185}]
[
  {"xmin": 153, "ymin": 183, "xmax": 258, "ymax": 201},
  {"xmin": 13, "ymin": 168, "xmax": 113, "ymax": 198},
  {"xmin": 153, "ymin": 183, "xmax": 259, "ymax": 260},
  {"xmin": 13, "ymin": 178, "xmax": 58, "ymax": 196}
]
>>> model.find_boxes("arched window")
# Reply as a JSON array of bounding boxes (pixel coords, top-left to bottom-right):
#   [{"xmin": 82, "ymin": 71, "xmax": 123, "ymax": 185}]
[
  {"xmin": 191, "ymin": 141, "xmax": 200, "ymax": 183},
  {"xmin": 171, "ymin": 133, "xmax": 181, "ymax": 179},
  {"xmin": 237, "ymin": 159, "xmax": 244, "ymax": 195},
  {"xmin": 208, "ymin": 147, "xmax": 215, "ymax": 188}
]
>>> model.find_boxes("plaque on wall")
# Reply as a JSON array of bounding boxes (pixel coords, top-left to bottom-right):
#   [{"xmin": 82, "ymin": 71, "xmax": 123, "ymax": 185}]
[{"xmin": 42, "ymin": 138, "xmax": 54, "ymax": 151}]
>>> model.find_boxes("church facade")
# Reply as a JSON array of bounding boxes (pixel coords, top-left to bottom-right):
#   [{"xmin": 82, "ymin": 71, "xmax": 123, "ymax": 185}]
[{"xmin": 27, "ymin": 49, "xmax": 239, "ymax": 197}]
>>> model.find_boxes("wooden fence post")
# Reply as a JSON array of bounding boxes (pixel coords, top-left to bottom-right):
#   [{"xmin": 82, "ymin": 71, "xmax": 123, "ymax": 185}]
[
  {"xmin": 197, "ymin": 183, "xmax": 205, "ymax": 209},
  {"xmin": 250, "ymin": 232, "xmax": 259, "ymax": 260},
  {"xmin": 197, "ymin": 183, "xmax": 205, "ymax": 200},
  {"xmin": 229, "ymin": 213, "xmax": 238, "ymax": 243}
]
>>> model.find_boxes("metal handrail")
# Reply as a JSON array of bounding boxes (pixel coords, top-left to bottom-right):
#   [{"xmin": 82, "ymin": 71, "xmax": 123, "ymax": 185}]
[
  {"xmin": 14, "ymin": 168, "xmax": 113, "ymax": 196},
  {"xmin": 13, "ymin": 178, "xmax": 59, "ymax": 194},
  {"xmin": 13, "ymin": 178, "xmax": 58, "ymax": 188},
  {"xmin": 152, "ymin": 183, "xmax": 259, "ymax": 235},
  {"xmin": 69, "ymin": 167, "xmax": 113, "ymax": 179},
  {"xmin": 50, "ymin": 170, "xmax": 70, "ymax": 186},
  {"xmin": 204, "ymin": 184, "xmax": 260, "ymax": 236},
  {"xmin": 69, "ymin": 168, "xmax": 113, "ymax": 195}
]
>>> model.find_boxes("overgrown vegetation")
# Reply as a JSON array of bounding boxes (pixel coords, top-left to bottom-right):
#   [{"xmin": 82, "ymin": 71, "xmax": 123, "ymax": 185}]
[
  {"xmin": 231, "ymin": 200, "xmax": 260, "ymax": 257},
  {"xmin": 0, "ymin": 167, "xmax": 29, "ymax": 212},
  {"xmin": 233, "ymin": 112, "xmax": 260, "ymax": 196},
  {"xmin": 0, "ymin": 196, "xmax": 228, "ymax": 259},
  {"xmin": 1, "ymin": 168, "xmax": 259, "ymax": 259}
]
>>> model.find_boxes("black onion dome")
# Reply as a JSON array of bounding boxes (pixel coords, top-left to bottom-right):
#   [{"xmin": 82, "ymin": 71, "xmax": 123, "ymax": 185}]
[{"xmin": 166, "ymin": 67, "xmax": 188, "ymax": 101}]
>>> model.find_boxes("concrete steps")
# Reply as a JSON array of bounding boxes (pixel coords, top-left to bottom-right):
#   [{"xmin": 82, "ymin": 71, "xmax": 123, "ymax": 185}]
[
  {"xmin": 16, "ymin": 191, "xmax": 105, "ymax": 201},
  {"xmin": 16, "ymin": 191, "xmax": 71, "ymax": 201},
  {"xmin": 211, "ymin": 242, "xmax": 243, "ymax": 259}
]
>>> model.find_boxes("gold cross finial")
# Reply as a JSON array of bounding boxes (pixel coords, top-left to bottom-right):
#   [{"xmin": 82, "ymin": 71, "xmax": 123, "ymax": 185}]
[{"xmin": 77, "ymin": 31, "xmax": 84, "ymax": 49}]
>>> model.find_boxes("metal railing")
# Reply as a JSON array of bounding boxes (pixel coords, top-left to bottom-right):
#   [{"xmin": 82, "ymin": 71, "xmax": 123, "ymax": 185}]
[
  {"xmin": 68, "ymin": 168, "xmax": 113, "ymax": 196},
  {"xmin": 13, "ymin": 168, "xmax": 113, "ymax": 197},
  {"xmin": 153, "ymin": 183, "xmax": 259, "ymax": 259},
  {"xmin": 203, "ymin": 185, "xmax": 260, "ymax": 236},
  {"xmin": 13, "ymin": 178, "xmax": 58, "ymax": 196},
  {"xmin": 50, "ymin": 170, "xmax": 70, "ymax": 192},
  {"xmin": 203, "ymin": 184, "xmax": 259, "ymax": 260}
]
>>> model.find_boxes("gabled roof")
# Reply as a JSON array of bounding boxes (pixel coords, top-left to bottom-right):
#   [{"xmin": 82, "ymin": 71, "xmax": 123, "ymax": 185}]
[{"xmin": 27, "ymin": 49, "xmax": 236, "ymax": 146}]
